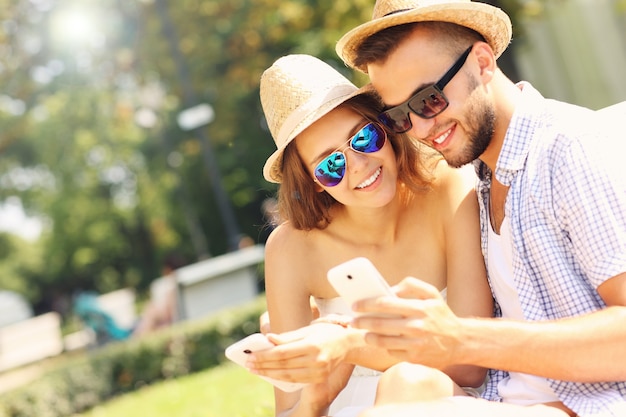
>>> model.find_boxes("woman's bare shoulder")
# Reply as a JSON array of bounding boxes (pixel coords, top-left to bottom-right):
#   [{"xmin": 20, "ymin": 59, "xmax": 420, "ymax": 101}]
[
  {"xmin": 265, "ymin": 222, "xmax": 323, "ymax": 269},
  {"xmin": 266, "ymin": 222, "xmax": 311, "ymax": 252},
  {"xmin": 419, "ymin": 161, "xmax": 478, "ymax": 226},
  {"xmin": 431, "ymin": 160, "xmax": 475, "ymax": 192},
  {"xmin": 264, "ymin": 222, "xmax": 339, "ymax": 300}
]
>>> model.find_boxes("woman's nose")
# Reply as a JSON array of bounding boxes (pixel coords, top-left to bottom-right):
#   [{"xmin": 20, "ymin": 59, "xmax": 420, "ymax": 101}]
[{"xmin": 345, "ymin": 148, "xmax": 369, "ymax": 173}]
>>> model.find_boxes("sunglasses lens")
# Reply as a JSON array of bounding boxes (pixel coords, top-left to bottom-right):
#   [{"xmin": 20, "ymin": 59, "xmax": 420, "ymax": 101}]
[
  {"xmin": 379, "ymin": 87, "xmax": 450, "ymax": 132},
  {"xmin": 379, "ymin": 110, "xmax": 411, "ymax": 134},
  {"xmin": 314, "ymin": 152, "xmax": 346, "ymax": 187},
  {"xmin": 410, "ymin": 87, "xmax": 449, "ymax": 119},
  {"xmin": 313, "ymin": 124, "xmax": 386, "ymax": 187},
  {"xmin": 351, "ymin": 123, "xmax": 387, "ymax": 153}
]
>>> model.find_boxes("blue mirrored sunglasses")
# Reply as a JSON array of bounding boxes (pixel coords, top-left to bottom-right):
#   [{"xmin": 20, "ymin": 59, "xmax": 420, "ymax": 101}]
[{"xmin": 313, "ymin": 122, "xmax": 387, "ymax": 187}]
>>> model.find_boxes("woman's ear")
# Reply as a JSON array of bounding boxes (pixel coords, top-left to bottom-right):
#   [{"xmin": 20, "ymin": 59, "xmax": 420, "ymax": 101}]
[{"xmin": 314, "ymin": 182, "xmax": 325, "ymax": 193}]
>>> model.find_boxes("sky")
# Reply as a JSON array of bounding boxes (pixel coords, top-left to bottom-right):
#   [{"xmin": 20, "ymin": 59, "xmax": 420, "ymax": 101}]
[{"xmin": 0, "ymin": 197, "xmax": 43, "ymax": 241}]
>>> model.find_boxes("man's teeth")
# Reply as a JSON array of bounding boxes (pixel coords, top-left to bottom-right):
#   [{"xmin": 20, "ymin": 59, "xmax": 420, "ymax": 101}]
[
  {"xmin": 434, "ymin": 130, "xmax": 451, "ymax": 145},
  {"xmin": 356, "ymin": 167, "xmax": 381, "ymax": 189}
]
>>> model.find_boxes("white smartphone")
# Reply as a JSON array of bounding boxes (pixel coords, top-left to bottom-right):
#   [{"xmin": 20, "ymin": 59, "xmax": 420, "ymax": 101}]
[
  {"xmin": 327, "ymin": 257, "xmax": 397, "ymax": 315},
  {"xmin": 224, "ymin": 333, "xmax": 307, "ymax": 392}
]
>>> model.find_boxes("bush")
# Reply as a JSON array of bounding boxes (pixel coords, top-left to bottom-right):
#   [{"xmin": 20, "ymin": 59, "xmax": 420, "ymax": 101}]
[{"xmin": 0, "ymin": 297, "xmax": 266, "ymax": 417}]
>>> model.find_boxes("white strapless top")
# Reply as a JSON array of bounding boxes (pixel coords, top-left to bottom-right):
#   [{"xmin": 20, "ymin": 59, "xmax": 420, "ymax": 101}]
[{"xmin": 314, "ymin": 296, "xmax": 356, "ymax": 316}]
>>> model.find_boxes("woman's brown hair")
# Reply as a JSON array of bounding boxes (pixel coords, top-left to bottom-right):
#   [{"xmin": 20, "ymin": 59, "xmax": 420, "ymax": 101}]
[{"xmin": 277, "ymin": 90, "xmax": 439, "ymax": 230}]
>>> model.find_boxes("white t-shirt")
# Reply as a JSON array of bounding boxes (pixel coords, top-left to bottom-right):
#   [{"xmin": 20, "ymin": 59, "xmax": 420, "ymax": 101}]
[{"xmin": 487, "ymin": 216, "xmax": 561, "ymax": 406}]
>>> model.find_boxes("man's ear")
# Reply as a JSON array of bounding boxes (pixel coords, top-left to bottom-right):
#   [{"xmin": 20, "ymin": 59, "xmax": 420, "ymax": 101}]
[{"xmin": 473, "ymin": 41, "xmax": 497, "ymax": 82}]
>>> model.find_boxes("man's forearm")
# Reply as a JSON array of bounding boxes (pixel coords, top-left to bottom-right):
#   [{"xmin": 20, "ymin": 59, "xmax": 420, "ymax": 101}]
[{"xmin": 460, "ymin": 306, "xmax": 626, "ymax": 382}]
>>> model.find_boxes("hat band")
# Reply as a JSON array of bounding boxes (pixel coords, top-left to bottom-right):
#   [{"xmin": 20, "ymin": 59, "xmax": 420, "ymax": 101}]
[
  {"xmin": 277, "ymin": 84, "xmax": 358, "ymax": 145},
  {"xmin": 384, "ymin": 8, "xmax": 411, "ymax": 17}
]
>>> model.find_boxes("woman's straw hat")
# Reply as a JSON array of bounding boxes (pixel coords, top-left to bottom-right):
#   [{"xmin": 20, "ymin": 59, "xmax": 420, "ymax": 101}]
[
  {"xmin": 261, "ymin": 54, "xmax": 364, "ymax": 183},
  {"xmin": 337, "ymin": 0, "xmax": 512, "ymax": 72}
]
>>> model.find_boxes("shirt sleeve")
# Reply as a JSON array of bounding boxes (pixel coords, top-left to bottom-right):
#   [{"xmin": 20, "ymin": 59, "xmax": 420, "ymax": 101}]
[{"xmin": 552, "ymin": 129, "xmax": 626, "ymax": 288}]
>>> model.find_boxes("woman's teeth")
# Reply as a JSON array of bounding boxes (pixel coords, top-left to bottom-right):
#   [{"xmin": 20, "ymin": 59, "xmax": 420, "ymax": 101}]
[{"xmin": 356, "ymin": 167, "xmax": 381, "ymax": 189}]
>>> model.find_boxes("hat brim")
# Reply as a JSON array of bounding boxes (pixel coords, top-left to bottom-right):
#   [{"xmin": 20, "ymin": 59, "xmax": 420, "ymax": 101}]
[
  {"xmin": 263, "ymin": 85, "xmax": 374, "ymax": 184},
  {"xmin": 337, "ymin": 2, "xmax": 512, "ymax": 72}
]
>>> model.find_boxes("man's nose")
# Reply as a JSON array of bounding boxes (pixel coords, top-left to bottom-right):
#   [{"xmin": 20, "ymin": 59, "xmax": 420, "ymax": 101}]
[{"xmin": 408, "ymin": 112, "xmax": 436, "ymax": 140}]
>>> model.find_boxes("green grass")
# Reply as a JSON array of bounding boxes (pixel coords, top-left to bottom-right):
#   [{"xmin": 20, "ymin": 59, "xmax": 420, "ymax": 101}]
[{"xmin": 75, "ymin": 362, "xmax": 275, "ymax": 417}]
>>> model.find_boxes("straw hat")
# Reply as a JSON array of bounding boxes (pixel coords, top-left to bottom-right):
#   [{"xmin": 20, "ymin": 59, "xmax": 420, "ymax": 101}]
[
  {"xmin": 337, "ymin": 0, "xmax": 512, "ymax": 72},
  {"xmin": 261, "ymin": 54, "xmax": 365, "ymax": 183}
]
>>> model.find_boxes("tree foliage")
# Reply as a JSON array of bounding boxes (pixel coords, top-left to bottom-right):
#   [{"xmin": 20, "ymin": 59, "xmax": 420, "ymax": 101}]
[
  {"xmin": 0, "ymin": 0, "xmax": 540, "ymax": 314},
  {"xmin": 0, "ymin": 0, "xmax": 377, "ymax": 313}
]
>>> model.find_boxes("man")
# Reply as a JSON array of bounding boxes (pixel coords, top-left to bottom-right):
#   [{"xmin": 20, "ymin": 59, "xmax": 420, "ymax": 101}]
[{"xmin": 334, "ymin": 0, "xmax": 626, "ymax": 416}]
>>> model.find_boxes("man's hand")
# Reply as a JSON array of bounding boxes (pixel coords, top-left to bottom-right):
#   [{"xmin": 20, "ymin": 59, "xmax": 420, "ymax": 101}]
[{"xmin": 351, "ymin": 277, "xmax": 465, "ymax": 369}]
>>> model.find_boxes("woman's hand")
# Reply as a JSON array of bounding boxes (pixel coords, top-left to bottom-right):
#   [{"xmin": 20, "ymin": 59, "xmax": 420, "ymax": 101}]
[
  {"xmin": 246, "ymin": 322, "xmax": 355, "ymax": 384},
  {"xmin": 259, "ymin": 311, "xmax": 271, "ymax": 335}
]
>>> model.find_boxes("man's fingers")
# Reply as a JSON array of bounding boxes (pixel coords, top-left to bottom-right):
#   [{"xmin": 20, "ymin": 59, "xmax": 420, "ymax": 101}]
[
  {"xmin": 394, "ymin": 277, "xmax": 442, "ymax": 300},
  {"xmin": 351, "ymin": 315, "xmax": 414, "ymax": 334},
  {"xmin": 352, "ymin": 277, "xmax": 443, "ymax": 316}
]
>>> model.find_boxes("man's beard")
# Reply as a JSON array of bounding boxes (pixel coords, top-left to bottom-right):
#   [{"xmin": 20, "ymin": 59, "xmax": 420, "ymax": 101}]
[{"xmin": 444, "ymin": 78, "xmax": 496, "ymax": 168}]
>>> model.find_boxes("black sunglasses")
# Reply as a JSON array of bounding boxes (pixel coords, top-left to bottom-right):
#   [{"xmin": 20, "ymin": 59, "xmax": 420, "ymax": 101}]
[{"xmin": 378, "ymin": 45, "xmax": 473, "ymax": 133}]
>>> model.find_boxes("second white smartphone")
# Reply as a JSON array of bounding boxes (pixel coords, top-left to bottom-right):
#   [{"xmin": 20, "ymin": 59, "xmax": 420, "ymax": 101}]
[
  {"xmin": 224, "ymin": 333, "xmax": 307, "ymax": 392},
  {"xmin": 327, "ymin": 257, "xmax": 397, "ymax": 315}
]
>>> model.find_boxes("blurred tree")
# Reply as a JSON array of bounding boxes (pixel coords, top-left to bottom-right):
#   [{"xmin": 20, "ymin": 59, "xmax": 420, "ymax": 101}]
[
  {"xmin": 0, "ymin": 0, "xmax": 532, "ymax": 314},
  {"xmin": 0, "ymin": 0, "xmax": 371, "ymax": 312},
  {"xmin": 0, "ymin": 0, "xmax": 173, "ymax": 310}
]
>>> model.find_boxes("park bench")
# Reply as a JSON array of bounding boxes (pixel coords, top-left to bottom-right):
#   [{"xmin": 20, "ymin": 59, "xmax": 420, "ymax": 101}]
[
  {"xmin": 0, "ymin": 312, "xmax": 63, "ymax": 373},
  {"xmin": 175, "ymin": 244, "xmax": 265, "ymax": 321}
]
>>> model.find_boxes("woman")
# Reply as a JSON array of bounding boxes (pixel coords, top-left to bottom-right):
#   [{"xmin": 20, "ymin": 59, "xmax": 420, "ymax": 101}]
[{"xmin": 248, "ymin": 54, "xmax": 492, "ymax": 417}]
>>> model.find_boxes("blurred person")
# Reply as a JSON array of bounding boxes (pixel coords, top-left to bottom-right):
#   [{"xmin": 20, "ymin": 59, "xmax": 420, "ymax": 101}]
[
  {"xmin": 238, "ymin": 234, "xmax": 256, "ymax": 249},
  {"xmin": 132, "ymin": 253, "xmax": 186, "ymax": 337},
  {"xmin": 74, "ymin": 291, "xmax": 132, "ymax": 345}
]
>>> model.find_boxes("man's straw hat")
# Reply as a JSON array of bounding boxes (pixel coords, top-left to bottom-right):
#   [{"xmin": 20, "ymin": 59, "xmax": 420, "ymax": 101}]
[
  {"xmin": 261, "ymin": 54, "xmax": 365, "ymax": 183},
  {"xmin": 337, "ymin": 0, "xmax": 512, "ymax": 72}
]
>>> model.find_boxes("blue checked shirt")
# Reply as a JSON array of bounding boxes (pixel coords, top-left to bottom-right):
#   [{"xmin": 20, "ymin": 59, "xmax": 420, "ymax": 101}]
[{"xmin": 474, "ymin": 83, "xmax": 626, "ymax": 416}]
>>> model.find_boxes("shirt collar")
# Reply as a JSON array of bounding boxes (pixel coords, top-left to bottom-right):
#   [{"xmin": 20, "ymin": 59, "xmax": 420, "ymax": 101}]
[{"xmin": 474, "ymin": 82, "xmax": 547, "ymax": 185}]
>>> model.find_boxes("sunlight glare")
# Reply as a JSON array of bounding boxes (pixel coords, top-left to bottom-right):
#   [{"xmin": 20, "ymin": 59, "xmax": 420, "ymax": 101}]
[{"xmin": 51, "ymin": 7, "xmax": 103, "ymax": 49}]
